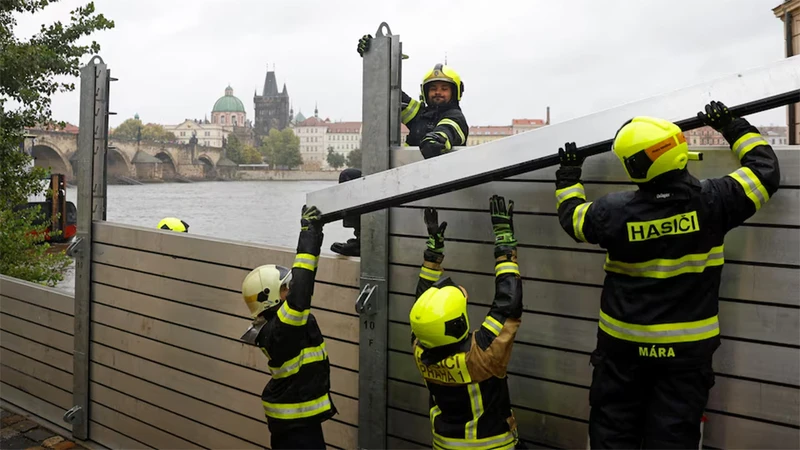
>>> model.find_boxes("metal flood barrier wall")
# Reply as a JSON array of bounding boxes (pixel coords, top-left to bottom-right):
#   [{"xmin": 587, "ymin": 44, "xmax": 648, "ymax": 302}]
[
  {"xmin": 0, "ymin": 222, "xmax": 363, "ymax": 449},
  {"xmin": 383, "ymin": 146, "xmax": 800, "ymax": 449}
]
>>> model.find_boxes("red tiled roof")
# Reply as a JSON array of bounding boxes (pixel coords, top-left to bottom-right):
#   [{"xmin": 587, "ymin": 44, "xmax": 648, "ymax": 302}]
[
  {"xmin": 469, "ymin": 126, "xmax": 513, "ymax": 136},
  {"xmin": 512, "ymin": 119, "xmax": 544, "ymax": 125},
  {"xmin": 326, "ymin": 121, "xmax": 362, "ymax": 133},
  {"xmin": 297, "ymin": 117, "xmax": 330, "ymax": 127}
]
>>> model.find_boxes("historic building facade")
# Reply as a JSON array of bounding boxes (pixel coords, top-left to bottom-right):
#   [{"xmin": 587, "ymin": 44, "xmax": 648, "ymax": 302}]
[{"xmin": 254, "ymin": 68, "xmax": 291, "ymax": 144}]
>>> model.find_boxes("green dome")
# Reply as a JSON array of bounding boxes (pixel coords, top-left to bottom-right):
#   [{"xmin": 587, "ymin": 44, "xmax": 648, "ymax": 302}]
[{"xmin": 212, "ymin": 86, "xmax": 246, "ymax": 113}]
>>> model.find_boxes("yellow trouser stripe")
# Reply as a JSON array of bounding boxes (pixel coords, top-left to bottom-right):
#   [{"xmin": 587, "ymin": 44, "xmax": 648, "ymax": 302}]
[
  {"xmin": 277, "ymin": 302, "xmax": 309, "ymax": 326},
  {"xmin": 293, "ymin": 253, "xmax": 319, "ymax": 271},
  {"xmin": 269, "ymin": 342, "xmax": 327, "ymax": 379},
  {"xmin": 604, "ymin": 245, "xmax": 724, "ymax": 279},
  {"xmin": 495, "ymin": 262, "xmax": 519, "ymax": 277},
  {"xmin": 439, "ymin": 118, "xmax": 466, "ymax": 144},
  {"xmin": 599, "ymin": 310, "xmax": 720, "ymax": 344},
  {"xmin": 420, "ymin": 266, "xmax": 443, "ymax": 281},
  {"xmin": 262, "ymin": 393, "xmax": 331, "ymax": 420},
  {"xmin": 572, "ymin": 202, "xmax": 592, "ymax": 242},
  {"xmin": 732, "ymin": 132, "xmax": 769, "ymax": 160},
  {"xmin": 481, "ymin": 316, "xmax": 503, "ymax": 336},
  {"xmin": 402, "ymin": 99, "xmax": 421, "ymax": 123},
  {"xmin": 555, "ymin": 183, "xmax": 586, "ymax": 208},
  {"xmin": 728, "ymin": 167, "xmax": 769, "ymax": 211}
]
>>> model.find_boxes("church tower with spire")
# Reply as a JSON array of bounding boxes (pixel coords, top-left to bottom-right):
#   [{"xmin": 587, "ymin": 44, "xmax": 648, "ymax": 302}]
[{"xmin": 253, "ymin": 64, "xmax": 291, "ymax": 145}]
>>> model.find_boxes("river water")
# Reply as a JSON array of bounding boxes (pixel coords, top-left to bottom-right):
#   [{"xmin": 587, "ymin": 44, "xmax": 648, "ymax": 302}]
[{"xmin": 55, "ymin": 180, "xmax": 354, "ymax": 295}]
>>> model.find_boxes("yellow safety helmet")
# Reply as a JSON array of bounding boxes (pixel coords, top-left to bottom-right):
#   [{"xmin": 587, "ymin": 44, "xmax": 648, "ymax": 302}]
[
  {"xmin": 612, "ymin": 116, "xmax": 689, "ymax": 183},
  {"xmin": 241, "ymin": 264, "xmax": 292, "ymax": 319},
  {"xmin": 158, "ymin": 217, "xmax": 189, "ymax": 232},
  {"xmin": 410, "ymin": 277, "xmax": 469, "ymax": 349},
  {"xmin": 421, "ymin": 63, "xmax": 464, "ymax": 104}
]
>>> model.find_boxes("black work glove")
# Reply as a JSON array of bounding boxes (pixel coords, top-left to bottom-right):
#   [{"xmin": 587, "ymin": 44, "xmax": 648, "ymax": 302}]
[
  {"xmin": 423, "ymin": 207, "xmax": 447, "ymax": 264},
  {"xmin": 555, "ymin": 141, "xmax": 583, "ymax": 188},
  {"xmin": 697, "ymin": 100, "xmax": 735, "ymax": 133},
  {"xmin": 490, "ymin": 195, "xmax": 517, "ymax": 258},
  {"xmin": 357, "ymin": 34, "xmax": 372, "ymax": 57},
  {"xmin": 420, "ymin": 132, "xmax": 448, "ymax": 159},
  {"xmin": 298, "ymin": 205, "xmax": 324, "ymax": 253}
]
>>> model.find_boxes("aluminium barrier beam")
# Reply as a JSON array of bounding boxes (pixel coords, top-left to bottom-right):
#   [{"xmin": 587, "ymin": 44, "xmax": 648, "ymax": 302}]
[{"xmin": 307, "ymin": 55, "xmax": 800, "ymax": 223}]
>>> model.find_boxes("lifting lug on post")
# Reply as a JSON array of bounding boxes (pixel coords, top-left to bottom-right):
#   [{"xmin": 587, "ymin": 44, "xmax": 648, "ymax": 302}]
[
  {"xmin": 63, "ymin": 406, "xmax": 82, "ymax": 424},
  {"xmin": 355, "ymin": 283, "xmax": 378, "ymax": 316}
]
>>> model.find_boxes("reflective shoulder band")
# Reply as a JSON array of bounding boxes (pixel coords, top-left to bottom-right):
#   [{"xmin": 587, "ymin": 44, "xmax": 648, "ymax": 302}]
[
  {"xmin": 494, "ymin": 261, "xmax": 519, "ymax": 277},
  {"xmin": 572, "ymin": 202, "xmax": 592, "ymax": 242},
  {"xmin": 293, "ymin": 253, "xmax": 319, "ymax": 271},
  {"xmin": 269, "ymin": 342, "xmax": 327, "ymax": 379},
  {"xmin": 555, "ymin": 183, "xmax": 586, "ymax": 209},
  {"xmin": 728, "ymin": 167, "xmax": 769, "ymax": 211},
  {"xmin": 420, "ymin": 265, "xmax": 442, "ymax": 281},
  {"xmin": 732, "ymin": 132, "xmax": 769, "ymax": 160},
  {"xmin": 277, "ymin": 302, "xmax": 309, "ymax": 326},
  {"xmin": 481, "ymin": 316, "xmax": 503, "ymax": 336},
  {"xmin": 603, "ymin": 245, "xmax": 724, "ymax": 279},
  {"xmin": 438, "ymin": 118, "xmax": 466, "ymax": 144},
  {"xmin": 262, "ymin": 393, "xmax": 332, "ymax": 420},
  {"xmin": 598, "ymin": 309, "xmax": 720, "ymax": 344}
]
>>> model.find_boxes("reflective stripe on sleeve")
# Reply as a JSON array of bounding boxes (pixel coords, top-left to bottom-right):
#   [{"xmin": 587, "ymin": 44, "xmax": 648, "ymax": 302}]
[
  {"xmin": 603, "ymin": 245, "xmax": 724, "ymax": 279},
  {"xmin": 728, "ymin": 167, "xmax": 770, "ymax": 211},
  {"xmin": 572, "ymin": 202, "xmax": 592, "ymax": 242},
  {"xmin": 481, "ymin": 316, "xmax": 503, "ymax": 336},
  {"xmin": 262, "ymin": 393, "xmax": 332, "ymax": 420},
  {"xmin": 277, "ymin": 302, "xmax": 309, "ymax": 326},
  {"xmin": 268, "ymin": 343, "xmax": 327, "ymax": 379},
  {"xmin": 732, "ymin": 132, "xmax": 769, "ymax": 160},
  {"xmin": 402, "ymin": 98, "xmax": 421, "ymax": 123},
  {"xmin": 494, "ymin": 262, "xmax": 519, "ymax": 277},
  {"xmin": 555, "ymin": 183, "xmax": 586, "ymax": 208},
  {"xmin": 598, "ymin": 309, "xmax": 720, "ymax": 344},
  {"xmin": 438, "ymin": 118, "xmax": 466, "ymax": 144},
  {"xmin": 293, "ymin": 253, "xmax": 319, "ymax": 271},
  {"xmin": 420, "ymin": 266, "xmax": 443, "ymax": 281}
]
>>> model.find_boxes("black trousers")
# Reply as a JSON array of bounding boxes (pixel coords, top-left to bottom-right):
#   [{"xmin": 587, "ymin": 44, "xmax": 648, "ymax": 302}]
[
  {"xmin": 269, "ymin": 421, "xmax": 326, "ymax": 450},
  {"xmin": 588, "ymin": 350, "xmax": 715, "ymax": 449},
  {"xmin": 338, "ymin": 168, "xmax": 362, "ymax": 230}
]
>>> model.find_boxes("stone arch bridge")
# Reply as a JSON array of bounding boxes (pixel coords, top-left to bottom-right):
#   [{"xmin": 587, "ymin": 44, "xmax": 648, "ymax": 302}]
[{"xmin": 26, "ymin": 130, "xmax": 236, "ymax": 183}]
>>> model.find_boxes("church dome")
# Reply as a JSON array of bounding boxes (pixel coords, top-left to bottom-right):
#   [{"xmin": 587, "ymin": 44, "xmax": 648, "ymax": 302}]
[{"xmin": 212, "ymin": 86, "xmax": 246, "ymax": 113}]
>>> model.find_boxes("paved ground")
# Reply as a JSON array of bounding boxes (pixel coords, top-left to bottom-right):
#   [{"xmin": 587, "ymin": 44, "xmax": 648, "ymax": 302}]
[{"xmin": 0, "ymin": 408, "xmax": 86, "ymax": 450}]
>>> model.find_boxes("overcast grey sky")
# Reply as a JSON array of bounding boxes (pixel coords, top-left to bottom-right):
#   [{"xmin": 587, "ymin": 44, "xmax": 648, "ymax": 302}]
[{"xmin": 12, "ymin": 0, "xmax": 791, "ymax": 129}]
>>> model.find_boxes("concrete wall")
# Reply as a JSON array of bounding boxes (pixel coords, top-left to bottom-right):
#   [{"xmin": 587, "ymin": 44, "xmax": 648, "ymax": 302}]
[
  {"xmin": 236, "ymin": 170, "xmax": 340, "ymax": 181},
  {"xmin": 384, "ymin": 145, "xmax": 800, "ymax": 449}
]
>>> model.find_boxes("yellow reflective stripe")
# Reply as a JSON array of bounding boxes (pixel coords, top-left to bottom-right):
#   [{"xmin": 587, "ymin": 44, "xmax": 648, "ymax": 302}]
[
  {"xmin": 262, "ymin": 393, "xmax": 332, "ymax": 419},
  {"xmin": 434, "ymin": 131, "xmax": 452, "ymax": 150},
  {"xmin": 494, "ymin": 262, "xmax": 519, "ymax": 277},
  {"xmin": 572, "ymin": 202, "xmax": 592, "ymax": 242},
  {"xmin": 277, "ymin": 302, "xmax": 309, "ymax": 326},
  {"xmin": 598, "ymin": 310, "xmax": 720, "ymax": 344},
  {"xmin": 420, "ymin": 266, "xmax": 442, "ymax": 281},
  {"xmin": 728, "ymin": 167, "xmax": 769, "ymax": 211},
  {"xmin": 481, "ymin": 316, "xmax": 503, "ymax": 336},
  {"xmin": 293, "ymin": 253, "xmax": 318, "ymax": 271},
  {"xmin": 555, "ymin": 183, "xmax": 586, "ymax": 208},
  {"xmin": 269, "ymin": 342, "xmax": 327, "ymax": 379},
  {"xmin": 465, "ymin": 383, "xmax": 485, "ymax": 439},
  {"xmin": 402, "ymin": 98, "xmax": 421, "ymax": 123},
  {"xmin": 260, "ymin": 347, "xmax": 270, "ymax": 359},
  {"xmin": 604, "ymin": 245, "xmax": 724, "ymax": 279},
  {"xmin": 432, "ymin": 430, "xmax": 516, "ymax": 450},
  {"xmin": 732, "ymin": 132, "xmax": 769, "ymax": 160},
  {"xmin": 439, "ymin": 118, "xmax": 466, "ymax": 144}
]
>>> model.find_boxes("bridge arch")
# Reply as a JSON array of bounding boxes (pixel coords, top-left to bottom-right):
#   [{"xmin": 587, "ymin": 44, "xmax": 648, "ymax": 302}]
[
  {"xmin": 198, "ymin": 154, "xmax": 215, "ymax": 179},
  {"xmin": 31, "ymin": 143, "xmax": 72, "ymax": 180},
  {"xmin": 155, "ymin": 151, "xmax": 177, "ymax": 179},
  {"xmin": 107, "ymin": 147, "xmax": 132, "ymax": 179}
]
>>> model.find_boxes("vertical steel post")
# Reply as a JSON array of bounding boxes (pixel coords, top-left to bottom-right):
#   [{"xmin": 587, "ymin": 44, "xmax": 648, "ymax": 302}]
[
  {"xmin": 786, "ymin": 10, "xmax": 797, "ymax": 145},
  {"xmin": 68, "ymin": 55, "xmax": 110, "ymax": 440},
  {"xmin": 356, "ymin": 22, "xmax": 399, "ymax": 450}
]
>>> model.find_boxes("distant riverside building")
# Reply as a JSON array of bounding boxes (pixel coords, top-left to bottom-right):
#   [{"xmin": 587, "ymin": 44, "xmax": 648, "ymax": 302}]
[{"xmin": 254, "ymin": 68, "xmax": 291, "ymax": 145}]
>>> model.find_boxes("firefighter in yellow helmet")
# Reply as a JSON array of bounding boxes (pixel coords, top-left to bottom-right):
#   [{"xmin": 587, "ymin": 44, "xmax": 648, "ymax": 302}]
[
  {"xmin": 157, "ymin": 217, "xmax": 189, "ymax": 232},
  {"xmin": 239, "ymin": 205, "xmax": 337, "ymax": 449},
  {"xmin": 331, "ymin": 34, "xmax": 471, "ymax": 258},
  {"xmin": 410, "ymin": 195, "xmax": 526, "ymax": 450},
  {"xmin": 554, "ymin": 101, "xmax": 781, "ymax": 448}
]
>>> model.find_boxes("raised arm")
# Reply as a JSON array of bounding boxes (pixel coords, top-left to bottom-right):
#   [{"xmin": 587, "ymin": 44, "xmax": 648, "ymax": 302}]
[
  {"xmin": 279, "ymin": 205, "xmax": 324, "ymax": 327},
  {"xmin": 555, "ymin": 142, "xmax": 605, "ymax": 245},
  {"xmin": 415, "ymin": 207, "xmax": 448, "ymax": 298}
]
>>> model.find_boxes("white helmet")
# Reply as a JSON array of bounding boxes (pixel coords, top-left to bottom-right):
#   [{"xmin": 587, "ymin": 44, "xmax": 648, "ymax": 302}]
[{"xmin": 242, "ymin": 264, "xmax": 292, "ymax": 319}]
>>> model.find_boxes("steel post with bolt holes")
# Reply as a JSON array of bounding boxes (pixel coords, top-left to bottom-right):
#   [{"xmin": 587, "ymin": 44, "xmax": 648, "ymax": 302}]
[
  {"xmin": 68, "ymin": 55, "xmax": 114, "ymax": 440},
  {"xmin": 351, "ymin": 22, "xmax": 401, "ymax": 450},
  {"xmin": 306, "ymin": 55, "xmax": 800, "ymax": 224}
]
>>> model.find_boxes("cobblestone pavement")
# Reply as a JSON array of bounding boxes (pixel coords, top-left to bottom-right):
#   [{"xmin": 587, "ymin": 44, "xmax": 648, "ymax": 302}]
[{"xmin": 0, "ymin": 408, "xmax": 86, "ymax": 450}]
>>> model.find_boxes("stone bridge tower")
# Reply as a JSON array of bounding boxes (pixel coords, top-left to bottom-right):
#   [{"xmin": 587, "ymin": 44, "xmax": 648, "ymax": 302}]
[{"xmin": 253, "ymin": 66, "xmax": 290, "ymax": 145}]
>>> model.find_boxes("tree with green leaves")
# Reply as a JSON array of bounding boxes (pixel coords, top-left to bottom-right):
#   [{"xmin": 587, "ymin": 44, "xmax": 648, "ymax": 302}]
[
  {"xmin": 346, "ymin": 147, "xmax": 362, "ymax": 170},
  {"xmin": 261, "ymin": 128, "xmax": 302, "ymax": 169},
  {"xmin": 1, "ymin": 1, "xmax": 114, "ymax": 286},
  {"xmin": 326, "ymin": 147, "xmax": 345, "ymax": 170},
  {"xmin": 110, "ymin": 117, "xmax": 176, "ymax": 142}
]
